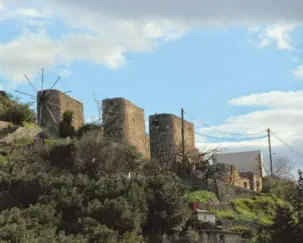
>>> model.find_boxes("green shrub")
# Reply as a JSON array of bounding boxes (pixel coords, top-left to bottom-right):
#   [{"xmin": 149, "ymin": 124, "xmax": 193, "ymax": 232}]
[
  {"xmin": 216, "ymin": 210, "xmax": 236, "ymax": 220},
  {"xmin": 59, "ymin": 111, "xmax": 76, "ymax": 138},
  {"xmin": 77, "ymin": 123, "xmax": 102, "ymax": 138},
  {"xmin": 0, "ymin": 101, "xmax": 36, "ymax": 125},
  {"xmin": 184, "ymin": 190, "xmax": 217, "ymax": 203},
  {"xmin": 231, "ymin": 195, "xmax": 288, "ymax": 225},
  {"xmin": 231, "ymin": 225, "xmax": 253, "ymax": 239},
  {"xmin": 214, "ymin": 195, "xmax": 290, "ymax": 226}
]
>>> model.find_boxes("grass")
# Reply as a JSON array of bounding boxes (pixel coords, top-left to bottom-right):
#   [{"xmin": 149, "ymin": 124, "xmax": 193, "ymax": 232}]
[
  {"xmin": 21, "ymin": 122, "xmax": 38, "ymax": 128},
  {"xmin": 215, "ymin": 194, "xmax": 289, "ymax": 226},
  {"xmin": 184, "ymin": 190, "xmax": 218, "ymax": 203}
]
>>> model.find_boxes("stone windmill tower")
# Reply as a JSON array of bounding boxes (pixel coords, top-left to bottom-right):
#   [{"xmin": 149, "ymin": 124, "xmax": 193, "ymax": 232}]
[{"xmin": 15, "ymin": 68, "xmax": 84, "ymax": 135}]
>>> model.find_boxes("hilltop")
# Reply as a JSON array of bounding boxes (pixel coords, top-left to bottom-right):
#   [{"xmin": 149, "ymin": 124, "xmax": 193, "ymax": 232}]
[{"xmin": 0, "ymin": 92, "xmax": 300, "ymax": 243}]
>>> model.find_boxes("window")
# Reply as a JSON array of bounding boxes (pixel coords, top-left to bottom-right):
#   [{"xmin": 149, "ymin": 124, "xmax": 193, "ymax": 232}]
[{"xmin": 244, "ymin": 182, "xmax": 248, "ymax": 189}]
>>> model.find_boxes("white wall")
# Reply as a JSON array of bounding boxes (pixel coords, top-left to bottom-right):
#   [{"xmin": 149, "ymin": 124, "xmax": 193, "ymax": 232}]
[{"xmin": 195, "ymin": 212, "xmax": 216, "ymax": 224}]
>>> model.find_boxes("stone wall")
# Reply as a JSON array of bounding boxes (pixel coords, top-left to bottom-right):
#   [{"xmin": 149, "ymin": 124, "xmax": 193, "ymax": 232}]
[
  {"xmin": 102, "ymin": 98, "xmax": 150, "ymax": 159},
  {"xmin": 189, "ymin": 178, "xmax": 259, "ymax": 202},
  {"xmin": 37, "ymin": 90, "xmax": 84, "ymax": 135},
  {"xmin": 149, "ymin": 113, "xmax": 195, "ymax": 162},
  {"xmin": 58, "ymin": 91, "xmax": 84, "ymax": 130},
  {"xmin": 239, "ymin": 172, "xmax": 262, "ymax": 192},
  {"xmin": 207, "ymin": 163, "xmax": 250, "ymax": 190}
]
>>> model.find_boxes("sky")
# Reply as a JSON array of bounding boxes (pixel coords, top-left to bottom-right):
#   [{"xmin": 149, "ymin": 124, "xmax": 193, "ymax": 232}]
[{"xmin": 0, "ymin": 0, "xmax": 303, "ymax": 174}]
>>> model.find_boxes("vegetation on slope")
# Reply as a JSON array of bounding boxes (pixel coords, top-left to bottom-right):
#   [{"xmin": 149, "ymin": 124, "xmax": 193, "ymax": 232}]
[
  {"xmin": 0, "ymin": 131, "xmax": 194, "ymax": 242},
  {"xmin": 184, "ymin": 190, "xmax": 217, "ymax": 203},
  {"xmin": 216, "ymin": 194, "xmax": 289, "ymax": 225},
  {"xmin": 0, "ymin": 91, "xmax": 36, "ymax": 126}
]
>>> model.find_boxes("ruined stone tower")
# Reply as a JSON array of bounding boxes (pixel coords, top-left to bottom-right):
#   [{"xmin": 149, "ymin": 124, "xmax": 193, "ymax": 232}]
[
  {"xmin": 149, "ymin": 114, "xmax": 195, "ymax": 162},
  {"xmin": 102, "ymin": 97, "xmax": 150, "ymax": 160},
  {"xmin": 37, "ymin": 89, "xmax": 84, "ymax": 135}
]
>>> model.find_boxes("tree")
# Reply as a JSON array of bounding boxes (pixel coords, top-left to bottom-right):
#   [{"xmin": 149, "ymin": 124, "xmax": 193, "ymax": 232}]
[
  {"xmin": 142, "ymin": 175, "xmax": 191, "ymax": 237},
  {"xmin": 266, "ymin": 156, "xmax": 293, "ymax": 179},
  {"xmin": 0, "ymin": 121, "xmax": 197, "ymax": 242},
  {"xmin": 162, "ymin": 146, "xmax": 224, "ymax": 180},
  {"xmin": 270, "ymin": 205, "xmax": 300, "ymax": 243},
  {"xmin": 73, "ymin": 131, "xmax": 142, "ymax": 178}
]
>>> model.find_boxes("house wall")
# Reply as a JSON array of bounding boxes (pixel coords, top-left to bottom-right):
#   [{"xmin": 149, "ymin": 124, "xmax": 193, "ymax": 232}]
[
  {"xmin": 239, "ymin": 172, "xmax": 263, "ymax": 192},
  {"xmin": 102, "ymin": 98, "xmax": 150, "ymax": 159},
  {"xmin": 239, "ymin": 177, "xmax": 251, "ymax": 190},
  {"xmin": 197, "ymin": 212, "xmax": 216, "ymax": 224},
  {"xmin": 149, "ymin": 113, "xmax": 195, "ymax": 162},
  {"xmin": 213, "ymin": 151, "xmax": 264, "ymax": 177},
  {"xmin": 201, "ymin": 231, "xmax": 242, "ymax": 243}
]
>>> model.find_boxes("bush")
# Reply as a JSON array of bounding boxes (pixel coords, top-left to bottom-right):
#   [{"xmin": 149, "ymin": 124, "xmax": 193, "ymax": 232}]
[
  {"xmin": 231, "ymin": 225, "xmax": 253, "ymax": 239},
  {"xmin": 0, "ymin": 101, "xmax": 36, "ymax": 125},
  {"xmin": 183, "ymin": 190, "xmax": 217, "ymax": 203},
  {"xmin": 59, "ymin": 111, "xmax": 76, "ymax": 138},
  {"xmin": 77, "ymin": 123, "xmax": 102, "ymax": 138}
]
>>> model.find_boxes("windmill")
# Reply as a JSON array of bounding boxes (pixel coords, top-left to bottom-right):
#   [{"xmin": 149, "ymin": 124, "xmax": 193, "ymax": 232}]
[{"xmin": 15, "ymin": 68, "xmax": 71, "ymax": 132}]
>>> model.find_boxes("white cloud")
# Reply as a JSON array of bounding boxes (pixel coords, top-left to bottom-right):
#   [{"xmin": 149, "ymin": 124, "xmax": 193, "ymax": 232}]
[
  {"xmin": 0, "ymin": 29, "xmax": 59, "ymax": 83},
  {"xmin": 0, "ymin": 1, "xmax": 51, "ymax": 20},
  {"xmin": 257, "ymin": 24, "xmax": 296, "ymax": 51},
  {"xmin": 0, "ymin": 0, "xmax": 302, "ymax": 85},
  {"xmin": 195, "ymin": 90, "xmax": 303, "ymax": 169},
  {"xmin": 58, "ymin": 69, "xmax": 71, "ymax": 78},
  {"xmin": 0, "ymin": 29, "xmax": 130, "ymax": 82},
  {"xmin": 293, "ymin": 65, "xmax": 303, "ymax": 80},
  {"xmin": 43, "ymin": 0, "xmax": 303, "ymax": 24},
  {"xmin": 229, "ymin": 90, "xmax": 303, "ymax": 108}
]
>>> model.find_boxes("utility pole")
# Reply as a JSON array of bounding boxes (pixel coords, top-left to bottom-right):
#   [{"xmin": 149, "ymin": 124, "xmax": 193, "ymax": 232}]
[
  {"xmin": 181, "ymin": 108, "xmax": 186, "ymax": 182},
  {"xmin": 298, "ymin": 170, "xmax": 303, "ymax": 222},
  {"xmin": 267, "ymin": 128, "xmax": 273, "ymax": 176}
]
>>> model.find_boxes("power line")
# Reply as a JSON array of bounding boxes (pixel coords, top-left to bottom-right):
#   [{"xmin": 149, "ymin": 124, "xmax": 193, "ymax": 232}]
[
  {"xmin": 270, "ymin": 130, "xmax": 303, "ymax": 159},
  {"xmin": 195, "ymin": 131, "xmax": 268, "ymax": 142},
  {"xmin": 183, "ymin": 110, "xmax": 267, "ymax": 137}
]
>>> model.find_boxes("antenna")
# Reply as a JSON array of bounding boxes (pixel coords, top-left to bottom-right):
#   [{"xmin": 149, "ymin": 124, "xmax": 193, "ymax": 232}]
[
  {"xmin": 92, "ymin": 91, "xmax": 102, "ymax": 124},
  {"xmin": 15, "ymin": 68, "xmax": 70, "ymax": 131}
]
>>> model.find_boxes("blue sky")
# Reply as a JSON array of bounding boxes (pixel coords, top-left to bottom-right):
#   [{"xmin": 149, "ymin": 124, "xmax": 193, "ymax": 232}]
[{"xmin": 1, "ymin": 0, "xmax": 303, "ymax": 173}]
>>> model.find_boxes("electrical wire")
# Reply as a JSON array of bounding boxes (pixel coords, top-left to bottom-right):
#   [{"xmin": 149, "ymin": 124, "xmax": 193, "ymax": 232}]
[
  {"xmin": 270, "ymin": 130, "xmax": 303, "ymax": 159},
  {"xmin": 183, "ymin": 110, "xmax": 267, "ymax": 137},
  {"xmin": 194, "ymin": 131, "xmax": 268, "ymax": 141}
]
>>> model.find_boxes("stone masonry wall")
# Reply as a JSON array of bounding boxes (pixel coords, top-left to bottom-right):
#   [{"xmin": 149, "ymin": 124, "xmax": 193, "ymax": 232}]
[
  {"xmin": 207, "ymin": 163, "xmax": 250, "ymax": 189},
  {"xmin": 149, "ymin": 113, "xmax": 195, "ymax": 162},
  {"xmin": 239, "ymin": 172, "xmax": 263, "ymax": 192},
  {"xmin": 58, "ymin": 91, "xmax": 84, "ymax": 130},
  {"xmin": 102, "ymin": 98, "xmax": 150, "ymax": 160},
  {"xmin": 37, "ymin": 90, "xmax": 84, "ymax": 135},
  {"xmin": 190, "ymin": 178, "xmax": 259, "ymax": 202}
]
